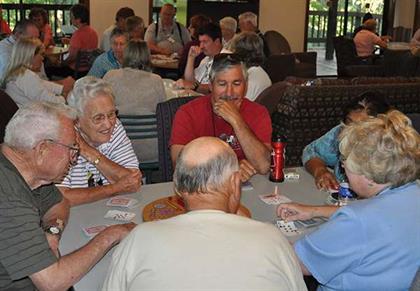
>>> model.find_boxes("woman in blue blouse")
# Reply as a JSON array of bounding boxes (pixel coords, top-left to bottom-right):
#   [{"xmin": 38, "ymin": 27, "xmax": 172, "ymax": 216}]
[
  {"xmin": 279, "ymin": 110, "xmax": 420, "ymax": 291},
  {"xmin": 302, "ymin": 92, "xmax": 390, "ymax": 190}
]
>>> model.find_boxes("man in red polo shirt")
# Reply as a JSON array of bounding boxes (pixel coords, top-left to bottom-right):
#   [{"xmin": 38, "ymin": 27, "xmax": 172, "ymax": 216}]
[{"xmin": 170, "ymin": 53, "xmax": 272, "ymax": 181}]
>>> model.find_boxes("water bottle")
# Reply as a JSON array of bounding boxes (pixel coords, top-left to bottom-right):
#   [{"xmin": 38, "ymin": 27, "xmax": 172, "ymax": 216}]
[
  {"xmin": 269, "ymin": 133, "xmax": 287, "ymax": 182},
  {"xmin": 338, "ymin": 182, "xmax": 356, "ymax": 206}
]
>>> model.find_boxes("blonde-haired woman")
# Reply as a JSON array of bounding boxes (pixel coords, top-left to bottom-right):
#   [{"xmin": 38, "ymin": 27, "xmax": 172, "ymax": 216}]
[
  {"xmin": 278, "ymin": 110, "xmax": 420, "ymax": 291},
  {"xmin": 2, "ymin": 37, "xmax": 70, "ymax": 107}
]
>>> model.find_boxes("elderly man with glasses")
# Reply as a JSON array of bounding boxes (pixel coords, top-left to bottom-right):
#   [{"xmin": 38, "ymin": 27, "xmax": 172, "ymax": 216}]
[
  {"xmin": 170, "ymin": 53, "xmax": 272, "ymax": 182},
  {"xmin": 0, "ymin": 101, "xmax": 135, "ymax": 290},
  {"xmin": 57, "ymin": 76, "xmax": 141, "ymax": 206}
]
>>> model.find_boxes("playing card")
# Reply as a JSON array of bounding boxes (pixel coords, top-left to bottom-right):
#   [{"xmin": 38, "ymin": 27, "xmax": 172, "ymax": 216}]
[
  {"xmin": 259, "ymin": 194, "xmax": 292, "ymax": 205},
  {"xmin": 106, "ymin": 197, "xmax": 138, "ymax": 208},
  {"xmin": 82, "ymin": 225, "xmax": 108, "ymax": 238},
  {"xmin": 275, "ymin": 220, "xmax": 301, "ymax": 236},
  {"xmin": 104, "ymin": 210, "xmax": 136, "ymax": 222}
]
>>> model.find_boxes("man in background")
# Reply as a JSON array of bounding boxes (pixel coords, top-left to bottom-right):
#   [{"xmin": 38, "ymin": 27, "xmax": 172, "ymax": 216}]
[
  {"xmin": 144, "ymin": 3, "xmax": 190, "ymax": 55},
  {"xmin": 100, "ymin": 7, "xmax": 134, "ymax": 51}
]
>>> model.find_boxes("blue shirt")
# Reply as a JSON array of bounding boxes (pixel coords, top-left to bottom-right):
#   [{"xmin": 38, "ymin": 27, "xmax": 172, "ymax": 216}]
[
  {"xmin": 88, "ymin": 50, "xmax": 120, "ymax": 78},
  {"xmin": 302, "ymin": 124, "xmax": 345, "ymax": 182},
  {"xmin": 295, "ymin": 182, "xmax": 420, "ymax": 291}
]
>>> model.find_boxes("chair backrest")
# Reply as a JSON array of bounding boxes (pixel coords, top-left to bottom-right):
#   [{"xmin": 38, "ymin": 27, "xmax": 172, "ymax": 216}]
[
  {"xmin": 263, "ymin": 54, "xmax": 295, "ymax": 83},
  {"xmin": 0, "ymin": 90, "xmax": 18, "ymax": 144},
  {"xmin": 255, "ymin": 81, "xmax": 291, "ymax": 116},
  {"xmin": 263, "ymin": 30, "xmax": 291, "ymax": 56},
  {"xmin": 74, "ymin": 48, "xmax": 103, "ymax": 78},
  {"xmin": 119, "ymin": 114, "xmax": 158, "ymax": 140},
  {"xmin": 333, "ymin": 36, "xmax": 360, "ymax": 76},
  {"xmin": 156, "ymin": 96, "xmax": 196, "ymax": 182}
]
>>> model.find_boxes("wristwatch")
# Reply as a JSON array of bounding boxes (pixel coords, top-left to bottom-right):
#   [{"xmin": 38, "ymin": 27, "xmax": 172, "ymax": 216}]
[
  {"xmin": 92, "ymin": 156, "xmax": 101, "ymax": 166},
  {"xmin": 45, "ymin": 225, "xmax": 62, "ymax": 235},
  {"xmin": 43, "ymin": 218, "xmax": 64, "ymax": 236}
]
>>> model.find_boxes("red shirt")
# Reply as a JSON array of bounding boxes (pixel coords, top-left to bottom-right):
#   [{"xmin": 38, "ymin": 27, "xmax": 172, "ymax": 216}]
[
  {"xmin": 170, "ymin": 95, "xmax": 272, "ymax": 160},
  {"xmin": 70, "ymin": 25, "xmax": 98, "ymax": 50},
  {"xmin": 0, "ymin": 20, "xmax": 11, "ymax": 35}
]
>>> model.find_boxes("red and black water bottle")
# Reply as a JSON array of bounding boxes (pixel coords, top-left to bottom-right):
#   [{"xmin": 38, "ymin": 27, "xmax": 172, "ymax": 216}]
[{"xmin": 269, "ymin": 133, "xmax": 287, "ymax": 182}]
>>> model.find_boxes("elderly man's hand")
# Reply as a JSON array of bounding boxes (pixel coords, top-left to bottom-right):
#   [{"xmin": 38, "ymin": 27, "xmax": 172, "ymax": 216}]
[
  {"xmin": 213, "ymin": 99, "xmax": 242, "ymax": 126},
  {"xmin": 114, "ymin": 169, "xmax": 142, "ymax": 194},
  {"xmin": 239, "ymin": 159, "xmax": 257, "ymax": 182},
  {"xmin": 101, "ymin": 222, "xmax": 137, "ymax": 242}
]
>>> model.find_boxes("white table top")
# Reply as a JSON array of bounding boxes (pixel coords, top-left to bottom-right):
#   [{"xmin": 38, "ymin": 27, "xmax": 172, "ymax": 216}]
[{"xmin": 60, "ymin": 167, "xmax": 329, "ymax": 290}]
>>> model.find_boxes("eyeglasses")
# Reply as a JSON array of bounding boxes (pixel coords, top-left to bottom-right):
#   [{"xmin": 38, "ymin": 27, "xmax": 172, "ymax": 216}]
[
  {"xmin": 45, "ymin": 139, "xmax": 79, "ymax": 160},
  {"xmin": 90, "ymin": 110, "xmax": 118, "ymax": 125},
  {"xmin": 213, "ymin": 53, "xmax": 242, "ymax": 64}
]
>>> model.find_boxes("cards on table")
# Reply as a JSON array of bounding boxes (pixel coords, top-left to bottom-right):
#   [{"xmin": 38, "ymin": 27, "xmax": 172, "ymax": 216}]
[
  {"xmin": 104, "ymin": 210, "xmax": 136, "ymax": 222},
  {"xmin": 106, "ymin": 197, "xmax": 138, "ymax": 208},
  {"xmin": 82, "ymin": 225, "xmax": 108, "ymax": 238},
  {"xmin": 259, "ymin": 194, "xmax": 292, "ymax": 205}
]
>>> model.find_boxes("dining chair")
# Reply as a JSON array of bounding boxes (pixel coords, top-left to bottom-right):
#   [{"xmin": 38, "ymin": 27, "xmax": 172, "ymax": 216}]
[
  {"xmin": 119, "ymin": 114, "xmax": 159, "ymax": 184},
  {"xmin": 263, "ymin": 30, "xmax": 291, "ymax": 56},
  {"xmin": 156, "ymin": 96, "xmax": 196, "ymax": 182},
  {"xmin": 0, "ymin": 89, "xmax": 19, "ymax": 144},
  {"xmin": 74, "ymin": 48, "xmax": 103, "ymax": 79}
]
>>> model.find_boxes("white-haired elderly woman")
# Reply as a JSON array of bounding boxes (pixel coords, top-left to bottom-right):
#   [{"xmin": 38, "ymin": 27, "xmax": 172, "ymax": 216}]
[
  {"xmin": 2, "ymin": 37, "xmax": 72, "ymax": 107},
  {"xmin": 56, "ymin": 76, "xmax": 141, "ymax": 206},
  {"xmin": 278, "ymin": 110, "xmax": 420, "ymax": 291},
  {"xmin": 229, "ymin": 32, "xmax": 271, "ymax": 101},
  {"xmin": 103, "ymin": 40, "xmax": 165, "ymax": 163},
  {"xmin": 219, "ymin": 16, "xmax": 237, "ymax": 48}
]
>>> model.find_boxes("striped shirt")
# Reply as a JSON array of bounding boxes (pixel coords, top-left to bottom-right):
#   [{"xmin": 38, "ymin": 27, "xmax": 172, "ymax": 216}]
[
  {"xmin": 0, "ymin": 152, "xmax": 61, "ymax": 290},
  {"xmin": 57, "ymin": 119, "xmax": 139, "ymax": 188}
]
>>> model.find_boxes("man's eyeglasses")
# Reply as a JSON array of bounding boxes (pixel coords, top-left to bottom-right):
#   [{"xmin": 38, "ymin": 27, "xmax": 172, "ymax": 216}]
[
  {"xmin": 90, "ymin": 110, "xmax": 118, "ymax": 125},
  {"xmin": 213, "ymin": 53, "xmax": 242, "ymax": 64},
  {"xmin": 45, "ymin": 139, "xmax": 79, "ymax": 160}
]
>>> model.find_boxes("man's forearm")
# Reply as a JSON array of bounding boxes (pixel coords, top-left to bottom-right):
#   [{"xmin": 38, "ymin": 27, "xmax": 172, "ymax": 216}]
[
  {"xmin": 232, "ymin": 118, "xmax": 271, "ymax": 174},
  {"xmin": 30, "ymin": 227, "xmax": 123, "ymax": 291},
  {"xmin": 183, "ymin": 55, "xmax": 196, "ymax": 81}
]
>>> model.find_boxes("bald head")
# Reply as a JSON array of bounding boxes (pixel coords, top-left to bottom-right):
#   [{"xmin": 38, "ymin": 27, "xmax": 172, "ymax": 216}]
[
  {"xmin": 181, "ymin": 137, "xmax": 232, "ymax": 167},
  {"xmin": 174, "ymin": 137, "xmax": 239, "ymax": 195}
]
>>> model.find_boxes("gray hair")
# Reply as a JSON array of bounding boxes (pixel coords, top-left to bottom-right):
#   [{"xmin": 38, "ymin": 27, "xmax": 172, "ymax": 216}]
[
  {"xmin": 238, "ymin": 12, "xmax": 258, "ymax": 27},
  {"xmin": 174, "ymin": 144, "xmax": 239, "ymax": 194},
  {"xmin": 229, "ymin": 31, "xmax": 265, "ymax": 67},
  {"xmin": 67, "ymin": 76, "xmax": 114, "ymax": 116},
  {"xmin": 110, "ymin": 27, "xmax": 128, "ymax": 42},
  {"xmin": 219, "ymin": 16, "xmax": 237, "ymax": 33},
  {"xmin": 122, "ymin": 40, "xmax": 152, "ymax": 72},
  {"xmin": 4, "ymin": 101, "xmax": 76, "ymax": 150},
  {"xmin": 209, "ymin": 53, "xmax": 248, "ymax": 83},
  {"xmin": 126, "ymin": 16, "xmax": 145, "ymax": 34}
]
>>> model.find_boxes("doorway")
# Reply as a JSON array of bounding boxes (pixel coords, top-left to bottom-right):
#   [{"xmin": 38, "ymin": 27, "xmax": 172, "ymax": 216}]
[{"xmin": 306, "ymin": 0, "xmax": 385, "ymax": 76}]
